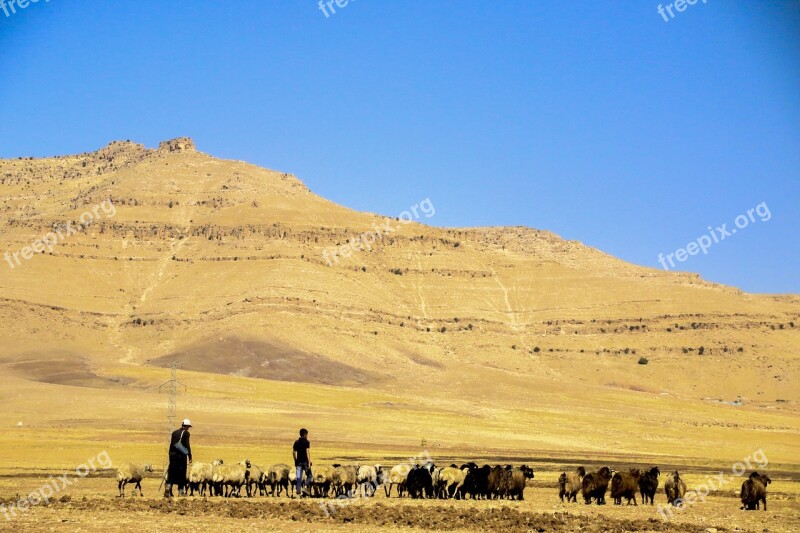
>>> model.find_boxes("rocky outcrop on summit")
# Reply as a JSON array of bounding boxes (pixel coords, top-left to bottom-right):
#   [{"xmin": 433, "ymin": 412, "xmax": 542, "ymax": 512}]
[{"xmin": 158, "ymin": 137, "xmax": 196, "ymax": 153}]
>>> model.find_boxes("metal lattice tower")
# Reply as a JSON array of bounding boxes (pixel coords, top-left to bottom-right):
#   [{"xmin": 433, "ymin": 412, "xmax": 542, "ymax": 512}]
[{"xmin": 158, "ymin": 361, "xmax": 187, "ymax": 449}]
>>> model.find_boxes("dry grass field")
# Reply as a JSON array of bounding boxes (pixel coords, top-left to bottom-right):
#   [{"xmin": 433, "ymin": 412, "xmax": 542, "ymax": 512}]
[{"xmin": 0, "ymin": 139, "xmax": 798, "ymax": 531}]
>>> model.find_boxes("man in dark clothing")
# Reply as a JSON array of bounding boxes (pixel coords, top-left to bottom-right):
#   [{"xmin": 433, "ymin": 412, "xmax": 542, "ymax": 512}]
[
  {"xmin": 165, "ymin": 418, "xmax": 192, "ymax": 497},
  {"xmin": 292, "ymin": 428, "xmax": 312, "ymax": 497}
]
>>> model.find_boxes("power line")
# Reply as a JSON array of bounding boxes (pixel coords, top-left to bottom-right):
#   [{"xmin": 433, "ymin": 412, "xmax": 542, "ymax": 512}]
[
  {"xmin": 157, "ymin": 361, "xmax": 186, "ymax": 493},
  {"xmin": 158, "ymin": 361, "xmax": 187, "ymax": 447}
]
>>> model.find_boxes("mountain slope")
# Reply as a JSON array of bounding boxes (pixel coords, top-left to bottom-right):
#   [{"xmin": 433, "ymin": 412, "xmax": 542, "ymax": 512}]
[{"xmin": 0, "ymin": 138, "xmax": 798, "ymax": 467}]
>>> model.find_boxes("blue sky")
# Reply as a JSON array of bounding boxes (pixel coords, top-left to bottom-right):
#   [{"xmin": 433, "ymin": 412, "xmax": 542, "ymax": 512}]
[{"xmin": 1, "ymin": 1, "xmax": 798, "ymax": 293}]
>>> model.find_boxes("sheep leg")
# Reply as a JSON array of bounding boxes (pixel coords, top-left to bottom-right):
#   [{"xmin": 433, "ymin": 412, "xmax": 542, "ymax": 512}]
[
  {"xmin": 135, "ymin": 481, "xmax": 143, "ymax": 497},
  {"xmin": 118, "ymin": 480, "xmax": 125, "ymax": 498}
]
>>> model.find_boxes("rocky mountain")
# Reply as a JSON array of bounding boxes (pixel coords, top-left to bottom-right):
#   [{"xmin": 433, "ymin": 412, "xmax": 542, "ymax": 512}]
[{"xmin": 1, "ymin": 138, "xmax": 797, "ymax": 460}]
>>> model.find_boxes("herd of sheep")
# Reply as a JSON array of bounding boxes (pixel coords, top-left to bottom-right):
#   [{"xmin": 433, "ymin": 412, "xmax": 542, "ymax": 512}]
[{"xmin": 114, "ymin": 461, "xmax": 772, "ymax": 511}]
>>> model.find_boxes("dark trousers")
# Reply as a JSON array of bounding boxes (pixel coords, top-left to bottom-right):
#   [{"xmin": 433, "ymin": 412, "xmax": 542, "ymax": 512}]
[{"xmin": 167, "ymin": 453, "xmax": 188, "ymax": 488}]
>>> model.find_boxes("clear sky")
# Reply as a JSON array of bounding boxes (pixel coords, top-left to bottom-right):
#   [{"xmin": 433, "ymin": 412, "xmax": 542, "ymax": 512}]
[{"xmin": 1, "ymin": 1, "xmax": 798, "ymax": 293}]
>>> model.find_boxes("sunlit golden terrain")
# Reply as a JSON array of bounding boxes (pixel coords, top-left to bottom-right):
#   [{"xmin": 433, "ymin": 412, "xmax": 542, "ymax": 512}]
[{"xmin": 0, "ymin": 138, "xmax": 798, "ymax": 531}]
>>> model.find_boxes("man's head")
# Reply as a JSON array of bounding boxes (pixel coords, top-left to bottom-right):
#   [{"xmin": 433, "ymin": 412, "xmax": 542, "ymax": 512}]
[
  {"xmin": 300, "ymin": 428, "xmax": 308, "ymax": 438},
  {"xmin": 182, "ymin": 418, "xmax": 192, "ymax": 429}
]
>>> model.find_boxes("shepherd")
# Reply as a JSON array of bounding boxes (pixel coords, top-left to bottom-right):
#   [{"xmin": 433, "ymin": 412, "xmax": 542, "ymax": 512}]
[
  {"xmin": 165, "ymin": 418, "xmax": 193, "ymax": 497},
  {"xmin": 293, "ymin": 428, "xmax": 312, "ymax": 497}
]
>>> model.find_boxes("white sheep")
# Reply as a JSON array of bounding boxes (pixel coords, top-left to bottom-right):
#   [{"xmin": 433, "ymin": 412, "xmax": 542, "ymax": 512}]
[
  {"xmin": 332, "ymin": 465, "xmax": 358, "ymax": 498},
  {"xmin": 439, "ymin": 466, "xmax": 469, "ymax": 499},
  {"xmin": 267, "ymin": 463, "xmax": 291, "ymax": 497},
  {"xmin": 212, "ymin": 460, "xmax": 251, "ymax": 497},
  {"xmin": 116, "ymin": 463, "xmax": 154, "ymax": 497},
  {"xmin": 356, "ymin": 465, "xmax": 382, "ymax": 497},
  {"xmin": 246, "ymin": 463, "xmax": 267, "ymax": 497},
  {"xmin": 188, "ymin": 459, "xmax": 223, "ymax": 496},
  {"xmin": 385, "ymin": 464, "xmax": 411, "ymax": 497},
  {"xmin": 311, "ymin": 465, "xmax": 335, "ymax": 498}
]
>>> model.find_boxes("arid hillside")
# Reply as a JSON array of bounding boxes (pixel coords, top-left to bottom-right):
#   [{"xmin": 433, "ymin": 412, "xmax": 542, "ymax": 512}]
[{"xmin": 0, "ymin": 138, "xmax": 798, "ymax": 470}]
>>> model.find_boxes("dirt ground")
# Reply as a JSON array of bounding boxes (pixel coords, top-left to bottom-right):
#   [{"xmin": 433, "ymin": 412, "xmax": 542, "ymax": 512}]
[{"xmin": 1, "ymin": 470, "xmax": 797, "ymax": 532}]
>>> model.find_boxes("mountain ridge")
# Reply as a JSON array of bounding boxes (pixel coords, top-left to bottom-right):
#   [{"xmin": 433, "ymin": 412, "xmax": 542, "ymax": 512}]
[{"xmin": 0, "ymin": 137, "xmax": 797, "ymax": 409}]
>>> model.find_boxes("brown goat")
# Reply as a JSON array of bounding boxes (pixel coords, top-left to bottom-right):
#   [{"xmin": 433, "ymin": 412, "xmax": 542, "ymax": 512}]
[
  {"xmin": 559, "ymin": 466, "xmax": 585, "ymax": 502},
  {"xmin": 581, "ymin": 466, "xmax": 613, "ymax": 505},
  {"xmin": 741, "ymin": 472, "xmax": 771, "ymax": 511},
  {"xmin": 664, "ymin": 471, "xmax": 686, "ymax": 506},
  {"xmin": 611, "ymin": 468, "xmax": 641, "ymax": 505},
  {"xmin": 506, "ymin": 465, "xmax": 534, "ymax": 501},
  {"xmin": 487, "ymin": 465, "xmax": 511, "ymax": 499},
  {"xmin": 638, "ymin": 466, "xmax": 660, "ymax": 505}
]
